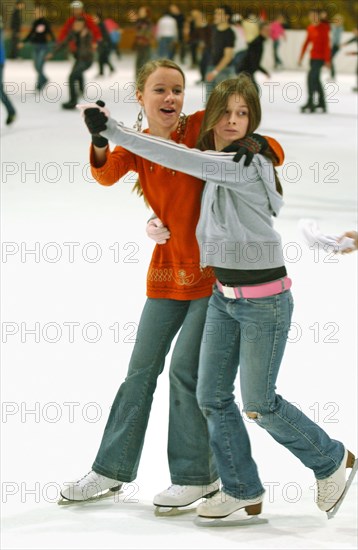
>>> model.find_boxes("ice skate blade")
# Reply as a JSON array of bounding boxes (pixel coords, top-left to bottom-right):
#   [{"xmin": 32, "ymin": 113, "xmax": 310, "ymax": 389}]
[
  {"xmin": 194, "ymin": 515, "xmax": 268, "ymax": 528},
  {"xmin": 326, "ymin": 458, "xmax": 358, "ymax": 519},
  {"xmin": 57, "ymin": 485, "xmax": 122, "ymax": 506},
  {"xmin": 154, "ymin": 505, "xmax": 195, "ymax": 517}
]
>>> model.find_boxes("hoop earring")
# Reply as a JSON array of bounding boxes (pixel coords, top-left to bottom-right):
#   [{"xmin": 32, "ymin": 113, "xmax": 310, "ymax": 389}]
[{"xmin": 134, "ymin": 108, "xmax": 144, "ymax": 132}]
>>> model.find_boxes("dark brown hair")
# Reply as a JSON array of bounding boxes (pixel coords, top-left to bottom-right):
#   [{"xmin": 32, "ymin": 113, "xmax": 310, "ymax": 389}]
[{"xmin": 197, "ymin": 74, "xmax": 283, "ymax": 195}]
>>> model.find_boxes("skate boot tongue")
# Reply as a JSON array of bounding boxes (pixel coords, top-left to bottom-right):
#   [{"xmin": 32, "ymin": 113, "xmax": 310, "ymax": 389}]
[
  {"xmin": 153, "ymin": 480, "xmax": 220, "ymax": 510},
  {"xmin": 58, "ymin": 470, "xmax": 122, "ymax": 503}
]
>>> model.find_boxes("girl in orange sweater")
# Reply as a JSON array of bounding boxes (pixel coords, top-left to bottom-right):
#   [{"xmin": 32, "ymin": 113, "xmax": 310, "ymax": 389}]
[{"xmin": 59, "ymin": 59, "xmax": 284, "ymax": 510}]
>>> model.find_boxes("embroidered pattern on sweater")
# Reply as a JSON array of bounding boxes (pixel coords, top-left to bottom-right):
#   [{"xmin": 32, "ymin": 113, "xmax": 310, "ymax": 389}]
[{"xmin": 148, "ymin": 266, "xmax": 214, "ymax": 286}]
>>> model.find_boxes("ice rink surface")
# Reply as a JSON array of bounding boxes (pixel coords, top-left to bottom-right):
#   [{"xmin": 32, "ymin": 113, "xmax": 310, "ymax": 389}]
[{"xmin": 1, "ymin": 54, "xmax": 357, "ymax": 549}]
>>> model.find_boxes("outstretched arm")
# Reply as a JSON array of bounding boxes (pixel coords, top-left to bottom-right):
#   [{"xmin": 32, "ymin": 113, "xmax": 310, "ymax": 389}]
[
  {"xmin": 79, "ymin": 103, "xmax": 278, "ymax": 193},
  {"xmin": 102, "ymin": 118, "xmax": 235, "ymax": 182}
]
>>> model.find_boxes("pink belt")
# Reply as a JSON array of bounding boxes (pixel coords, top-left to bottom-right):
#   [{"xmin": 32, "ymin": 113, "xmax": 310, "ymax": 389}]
[{"xmin": 216, "ymin": 276, "xmax": 292, "ymax": 299}]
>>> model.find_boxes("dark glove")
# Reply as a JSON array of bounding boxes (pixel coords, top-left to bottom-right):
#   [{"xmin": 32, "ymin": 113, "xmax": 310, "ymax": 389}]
[
  {"xmin": 222, "ymin": 134, "xmax": 268, "ymax": 166},
  {"xmin": 84, "ymin": 100, "xmax": 108, "ymax": 148}
]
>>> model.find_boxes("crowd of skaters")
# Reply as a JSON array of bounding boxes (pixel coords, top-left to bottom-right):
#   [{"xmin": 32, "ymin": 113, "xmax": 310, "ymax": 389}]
[
  {"xmin": 1, "ymin": 2, "xmax": 357, "ymax": 123},
  {"xmin": 1, "ymin": 0, "xmax": 122, "ymax": 115}
]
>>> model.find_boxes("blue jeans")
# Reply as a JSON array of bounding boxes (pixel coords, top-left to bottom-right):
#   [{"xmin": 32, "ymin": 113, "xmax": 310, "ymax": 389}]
[
  {"xmin": 205, "ymin": 65, "xmax": 235, "ymax": 102},
  {"xmin": 233, "ymin": 49, "xmax": 248, "ymax": 74},
  {"xmin": 93, "ymin": 297, "xmax": 218, "ymax": 485},
  {"xmin": 0, "ymin": 64, "xmax": 16, "ymax": 117},
  {"xmin": 331, "ymin": 44, "xmax": 340, "ymax": 78},
  {"xmin": 158, "ymin": 37, "xmax": 176, "ymax": 60},
  {"xmin": 273, "ymin": 40, "xmax": 282, "ymax": 67},
  {"xmin": 197, "ymin": 286, "xmax": 344, "ymax": 500},
  {"xmin": 68, "ymin": 59, "xmax": 92, "ymax": 102},
  {"xmin": 33, "ymin": 43, "xmax": 48, "ymax": 90}
]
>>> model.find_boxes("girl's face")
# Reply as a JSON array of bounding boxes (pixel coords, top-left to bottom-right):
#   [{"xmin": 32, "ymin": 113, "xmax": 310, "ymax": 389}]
[
  {"xmin": 213, "ymin": 94, "xmax": 249, "ymax": 151},
  {"xmin": 136, "ymin": 68, "xmax": 185, "ymax": 137}
]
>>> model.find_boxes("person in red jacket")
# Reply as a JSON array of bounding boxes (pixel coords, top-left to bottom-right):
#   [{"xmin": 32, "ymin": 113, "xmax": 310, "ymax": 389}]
[
  {"xmin": 56, "ymin": 0, "xmax": 101, "ymax": 53},
  {"xmin": 49, "ymin": 17, "xmax": 94, "ymax": 109},
  {"xmin": 298, "ymin": 8, "xmax": 331, "ymax": 113}
]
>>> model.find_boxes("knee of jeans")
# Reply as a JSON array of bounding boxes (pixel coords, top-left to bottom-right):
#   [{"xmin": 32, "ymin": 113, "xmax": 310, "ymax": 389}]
[
  {"xmin": 197, "ymin": 390, "xmax": 233, "ymax": 418},
  {"xmin": 243, "ymin": 400, "xmax": 273, "ymax": 420},
  {"xmin": 246, "ymin": 411, "xmax": 260, "ymax": 420},
  {"xmin": 196, "ymin": 390, "xmax": 215, "ymax": 416},
  {"xmin": 197, "ymin": 400, "xmax": 216, "ymax": 418},
  {"xmin": 169, "ymin": 357, "xmax": 195, "ymax": 387}
]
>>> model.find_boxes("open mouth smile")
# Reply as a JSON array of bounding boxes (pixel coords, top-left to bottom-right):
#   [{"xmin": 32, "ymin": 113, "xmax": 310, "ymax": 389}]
[{"xmin": 160, "ymin": 108, "xmax": 176, "ymax": 115}]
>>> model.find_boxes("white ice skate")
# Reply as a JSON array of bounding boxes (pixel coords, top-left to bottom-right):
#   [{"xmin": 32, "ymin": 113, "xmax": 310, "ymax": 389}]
[
  {"xmin": 315, "ymin": 448, "xmax": 358, "ymax": 519},
  {"xmin": 153, "ymin": 480, "xmax": 220, "ymax": 516},
  {"xmin": 58, "ymin": 470, "xmax": 123, "ymax": 505},
  {"xmin": 195, "ymin": 490, "xmax": 268, "ymax": 527}
]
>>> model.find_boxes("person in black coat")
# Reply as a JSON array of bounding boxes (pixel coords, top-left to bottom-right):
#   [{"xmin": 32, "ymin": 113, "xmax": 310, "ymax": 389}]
[
  {"xmin": 93, "ymin": 13, "xmax": 114, "ymax": 76},
  {"xmin": 48, "ymin": 17, "xmax": 94, "ymax": 109},
  {"xmin": 238, "ymin": 22, "xmax": 271, "ymax": 91},
  {"xmin": 19, "ymin": 4, "xmax": 55, "ymax": 90},
  {"xmin": 9, "ymin": 0, "xmax": 25, "ymax": 59}
]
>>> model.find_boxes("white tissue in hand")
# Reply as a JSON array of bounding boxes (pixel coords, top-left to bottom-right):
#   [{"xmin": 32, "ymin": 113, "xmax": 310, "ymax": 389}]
[{"xmin": 298, "ymin": 218, "xmax": 355, "ymax": 252}]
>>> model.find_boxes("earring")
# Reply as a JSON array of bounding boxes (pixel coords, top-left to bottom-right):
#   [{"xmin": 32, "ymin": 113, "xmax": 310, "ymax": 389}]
[{"xmin": 134, "ymin": 108, "xmax": 143, "ymax": 132}]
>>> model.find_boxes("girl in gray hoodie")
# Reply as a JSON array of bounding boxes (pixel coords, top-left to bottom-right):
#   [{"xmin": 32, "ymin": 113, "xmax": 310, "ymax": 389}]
[{"xmin": 82, "ymin": 74, "xmax": 354, "ymax": 523}]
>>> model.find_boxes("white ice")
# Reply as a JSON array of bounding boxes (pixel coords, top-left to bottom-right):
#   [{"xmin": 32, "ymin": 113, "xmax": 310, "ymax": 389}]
[{"xmin": 1, "ymin": 53, "xmax": 357, "ymax": 550}]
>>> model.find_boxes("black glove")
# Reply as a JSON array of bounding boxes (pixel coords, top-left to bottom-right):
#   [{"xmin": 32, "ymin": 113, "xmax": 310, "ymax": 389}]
[
  {"xmin": 222, "ymin": 133, "xmax": 268, "ymax": 166},
  {"xmin": 84, "ymin": 100, "xmax": 108, "ymax": 148}
]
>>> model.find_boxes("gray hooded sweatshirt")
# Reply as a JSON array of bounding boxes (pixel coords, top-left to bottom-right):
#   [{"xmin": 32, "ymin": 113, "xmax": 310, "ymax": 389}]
[{"xmin": 101, "ymin": 119, "xmax": 285, "ymax": 271}]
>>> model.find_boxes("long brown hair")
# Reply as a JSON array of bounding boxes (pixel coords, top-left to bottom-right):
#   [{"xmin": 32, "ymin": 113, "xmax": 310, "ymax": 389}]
[
  {"xmin": 197, "ymin": 73, "xmax": 283, "ymax": 195},
  {"xmin": 133, "ymin": 59, "xmax": 186, "ymax": 201}
]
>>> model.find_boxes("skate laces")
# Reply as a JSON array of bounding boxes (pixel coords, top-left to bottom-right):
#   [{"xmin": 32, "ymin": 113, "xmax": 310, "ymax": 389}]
[
  {"xmin": 75, "ymin": 470, "xmax": 104, "ymax": 487},
  {"xmin": 164, "ymin": 484, "xmax": 189, "ymax": 496},
  {"xmin": 316, "ymin": 462, "xmax": 347, "ymax": 505},
  {"xmin": 204, "ymin": 491, "xmax": 234, "ymax": 506},
  {"xmin": 205, "ymin": 491, "xmax": 224, "ymax": 505}
]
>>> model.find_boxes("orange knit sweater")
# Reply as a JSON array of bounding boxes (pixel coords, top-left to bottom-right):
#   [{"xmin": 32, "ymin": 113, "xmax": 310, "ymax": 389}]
[{"xmin": 90, "ymin": 110, "xmax": 284, "ymax": 300}]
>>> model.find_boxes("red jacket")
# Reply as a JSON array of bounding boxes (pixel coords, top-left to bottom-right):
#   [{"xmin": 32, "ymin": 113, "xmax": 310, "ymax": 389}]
[
  {"xmin": 300, "ymin": 23, "xmax": 331, "ymax": 63},
  {"xmin": 57, "ymin": 14, "xmax": 102, "ymax": 52}
]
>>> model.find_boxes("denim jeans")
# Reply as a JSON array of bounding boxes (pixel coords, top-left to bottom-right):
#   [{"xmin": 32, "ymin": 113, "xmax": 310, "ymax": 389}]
[
  {"xmin": 93, "ymin": 297, "xmax": 218, "ymax": 485},
  {"xmin": 233, "ymin": 50, "xmax": 248, "ymax": 74},
  {"xmin": 33, "ymin": 44, "xmax": 48, "ymax": 90},
  {"xmin": 0, "ymin": 64, "xmax": 16, "ymax": 117},
  {"xmin": 158, "ymin": 37, "xmax": 176, "ymax": 60},
  {"xmin": 205, "ymin": 65, "xmax": 235, "ymax": 102},
  {"xmin": 197, "ymin": 285, "xmax": 344, "ymax": 500},
  {"xmin": 330, "ymin": 44, "xmax": 340, "ymax": 78},
  {"xmin": 273, "ymin": 40, "xmax": 282, "ymax": 67},
  {"xmin": 68, "ymin": 59, "xmax": 92, "ymax": 103}
]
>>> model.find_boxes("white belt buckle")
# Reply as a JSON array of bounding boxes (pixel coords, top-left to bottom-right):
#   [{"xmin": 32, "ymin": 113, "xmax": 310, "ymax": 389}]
[{"xmin": 222, "ymin": 285, "xmax": 238, "ymax": 299}]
